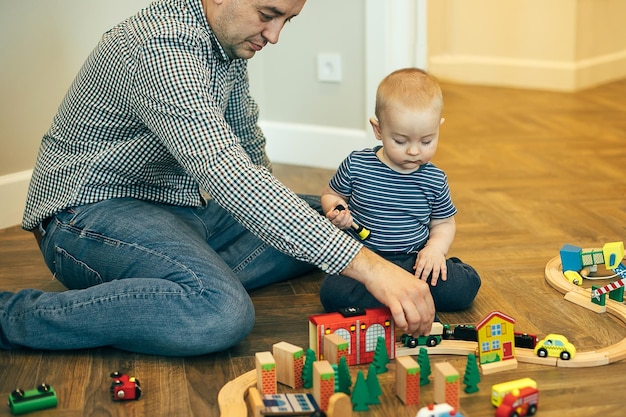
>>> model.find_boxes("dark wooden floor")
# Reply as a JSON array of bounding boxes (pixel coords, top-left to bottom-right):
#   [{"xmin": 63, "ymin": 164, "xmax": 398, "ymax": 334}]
[{"xmin": 1, "ymin": 79, "xmax": 626, "ymax": 417}]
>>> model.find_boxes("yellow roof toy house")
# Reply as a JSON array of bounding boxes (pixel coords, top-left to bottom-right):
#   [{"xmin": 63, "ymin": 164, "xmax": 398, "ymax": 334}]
[{"xmin": 475, "ymin": 310, "xmax": 518, "ymax": 374}]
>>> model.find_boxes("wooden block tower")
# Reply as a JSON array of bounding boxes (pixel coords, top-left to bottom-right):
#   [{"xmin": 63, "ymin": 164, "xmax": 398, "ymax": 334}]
[
  {"xmin": 433, "ymin": 362, "xmax": 459, "ymax": 409},
  {"xmin": 313, "ymin": 360, "xmax": 335, "ymax": 411},
  {"xmin": 272, "ymin": 341, "xmax": 304, "ymax": 389},
  {"xmin": 395, "ymin": 356, "xmax": 420, "ymax": 405},
  {"xmin": 255, "ymin": 351, "xmax": 277, "ymax": 395}
]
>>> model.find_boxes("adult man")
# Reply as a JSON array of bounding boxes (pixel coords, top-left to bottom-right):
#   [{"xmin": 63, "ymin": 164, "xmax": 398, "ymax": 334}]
[{"xmin": 2, "ymin": 0, "xmax": 434, "ymax": 356}]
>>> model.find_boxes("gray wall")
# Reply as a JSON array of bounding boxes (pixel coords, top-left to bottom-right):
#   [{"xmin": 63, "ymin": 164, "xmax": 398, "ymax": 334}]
[
  {"xmin": 0, "ymin": 0, "xmax": 364, "ymax": 177},
  {"xmin": 248, "ymin": 0, "xmax": 365, "ymax": 130},
  {"xmin": 0, "ymin": 0, "xmax": 150, "ymax": 176}
]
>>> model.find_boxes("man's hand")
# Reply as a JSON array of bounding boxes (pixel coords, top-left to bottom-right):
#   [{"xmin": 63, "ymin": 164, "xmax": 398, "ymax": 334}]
[{"xmin": 341, "ymin": 247, "xmax": 435, "ymax": 336}]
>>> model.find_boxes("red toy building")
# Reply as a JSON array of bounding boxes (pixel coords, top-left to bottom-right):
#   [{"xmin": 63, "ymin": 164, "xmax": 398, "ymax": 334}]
[{"xmin": 309, "ymin": 307, "xmax": 395, "ymax": 366}]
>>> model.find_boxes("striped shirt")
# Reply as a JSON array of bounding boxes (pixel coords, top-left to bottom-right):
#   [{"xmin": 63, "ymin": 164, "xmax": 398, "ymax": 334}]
[
  {"xmin": 22, "ymin": 0, "xmax": 361, "ymax": 274},
  {"xmin": 329, "ymin": 146, "xmax": 456, "ymax": 253}
]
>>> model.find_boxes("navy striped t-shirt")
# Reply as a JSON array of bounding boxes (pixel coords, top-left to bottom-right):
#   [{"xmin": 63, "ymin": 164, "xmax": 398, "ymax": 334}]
[{"xmin": 329, "ymin": 146, "xmax": 456, "ymax": 253}]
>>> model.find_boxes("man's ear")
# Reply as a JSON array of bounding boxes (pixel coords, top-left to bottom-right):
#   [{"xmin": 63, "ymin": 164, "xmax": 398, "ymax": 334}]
[{"xmin": 369, "ymin": 117, "xmax": 382, "ymax": 140}]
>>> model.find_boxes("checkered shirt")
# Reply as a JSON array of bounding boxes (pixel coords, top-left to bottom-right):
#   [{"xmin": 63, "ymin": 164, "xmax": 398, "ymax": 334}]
[{"xmin": 22, "ymin": 0, "xmax": 360, "ymax": 274}]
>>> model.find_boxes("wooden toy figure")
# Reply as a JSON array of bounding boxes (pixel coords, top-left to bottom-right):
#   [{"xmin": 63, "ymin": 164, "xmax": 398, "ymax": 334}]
[{"xmin": 463, "ymin": 353, "xmax": 480, "ymax": 393}]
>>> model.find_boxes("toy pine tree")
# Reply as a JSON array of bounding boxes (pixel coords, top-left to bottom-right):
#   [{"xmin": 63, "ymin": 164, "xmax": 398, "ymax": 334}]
[
  {"xmin": 302, "ymin": 348, "xmax": 316, "ymax": 389},
  {"xmin": 365, "ymin": 364, "xmax": 382, "ymax": 405},
  {"xmin": 332, "ymin": 364, "xmax": 339, "ymax": 392},
  {"xmin": 351, "ymin": 371, "xmax": 370, "ymax": 411},
  {"xmin": 372, "ymin": 336, "xmax": 389, "ymax": 374},
  {"xmin": 463, "ymin": 353, "xmax": 481, "ymax": 393},
  {"xmin": 337, "ymin": 356, "xmax": 352, "ymax": 395},
  {"xmin": 417, "ymin": 347, "xmax": 431, "ymax": 386}
]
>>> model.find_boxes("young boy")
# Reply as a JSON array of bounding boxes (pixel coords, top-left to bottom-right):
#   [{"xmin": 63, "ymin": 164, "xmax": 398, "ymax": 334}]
[{"xmin": 320, "ymin": 68, "xmax": 480, "ymax": 313}]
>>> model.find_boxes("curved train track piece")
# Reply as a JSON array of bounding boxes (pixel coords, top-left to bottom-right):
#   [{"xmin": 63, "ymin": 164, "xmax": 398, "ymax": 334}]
[
  {"xmin": 218, "ymin": 254, "xmax": 626, "ymax": 416},
  {"xmin": 544, "ymin": 253, "xmax": 626, "ymax": 365}
]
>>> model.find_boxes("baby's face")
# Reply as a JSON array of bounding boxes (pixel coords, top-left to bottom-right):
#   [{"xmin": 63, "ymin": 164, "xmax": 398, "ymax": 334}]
[{"xmin": 373, "ymin": 105, "xmax": 443, "ymax": 173}]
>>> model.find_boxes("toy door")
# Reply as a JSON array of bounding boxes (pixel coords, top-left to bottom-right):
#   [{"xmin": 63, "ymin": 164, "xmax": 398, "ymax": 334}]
[{"xmin": 502, "ymin": 341, "xmax": 513, "ymax": 359}]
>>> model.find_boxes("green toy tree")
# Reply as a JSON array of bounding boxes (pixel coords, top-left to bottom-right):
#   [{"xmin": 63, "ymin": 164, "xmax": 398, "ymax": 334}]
[
  {"xmin": 417, "ymin": 347, "xmax": 431, "ymax": 386},
  {"xmin": 372, "ymin": 336, "xmax": 389, "ymax": 374},
  {"xmin": 463, "ymin": 352, "xmax": 481, "ymax": 393},
  {"xmin": 302, "ymin": 348, "xmax": 316, "ymax": 389},
  {"xmin": 365, "ymin": 363, "xmax": 382, "ymax": 405},
  {"xmin": 337, "ymin": 356, "xmax": 352, "ymax": 395},
  {"xmin": 351, "ymin": 371, "xmax": 370, "ymax": 411}
]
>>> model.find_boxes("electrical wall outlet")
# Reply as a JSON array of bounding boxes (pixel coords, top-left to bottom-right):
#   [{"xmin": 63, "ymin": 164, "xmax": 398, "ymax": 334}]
[{"xmin": 317, "ymin": 53, "xmax": 342, "ymax": 83}]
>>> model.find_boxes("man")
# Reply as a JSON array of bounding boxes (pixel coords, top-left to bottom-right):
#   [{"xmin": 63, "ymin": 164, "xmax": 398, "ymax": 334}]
[{"xmin": 2, "ymin": 0, "xmax": 434, "ymax": 356}]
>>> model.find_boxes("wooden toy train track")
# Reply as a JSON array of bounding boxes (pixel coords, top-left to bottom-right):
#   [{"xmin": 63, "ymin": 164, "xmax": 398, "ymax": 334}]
[{"xmin": 217, "ymin": 254, "xmax": 626, "ymax": 417}]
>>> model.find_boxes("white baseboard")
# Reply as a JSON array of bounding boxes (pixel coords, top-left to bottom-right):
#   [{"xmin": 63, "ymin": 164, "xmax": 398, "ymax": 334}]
[
  {"xmin": 0, "ymin": 170, "xmax": 31, "ymax": 230},
  {"xmin": 429, "ymin": 49, "xmax": 626, "ymax": 92},
  {"xmin": 261, "ymin": 121, "xmax": 374, "ymax": 170}
]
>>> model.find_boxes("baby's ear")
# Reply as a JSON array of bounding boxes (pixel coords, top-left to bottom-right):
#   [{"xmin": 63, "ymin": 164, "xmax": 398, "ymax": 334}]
[
  {"xmin": 369, "ymin": 117, "xmax": 382, "ymax": 139},
  {"xmin": 440, "ymin": 117, "xmax": 446, "ymax": 126}
]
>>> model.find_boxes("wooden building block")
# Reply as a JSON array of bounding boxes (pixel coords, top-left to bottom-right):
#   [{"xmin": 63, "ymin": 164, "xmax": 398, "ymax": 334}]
[
  {"xmin": 313, "ymin": 360, "xmax": 335, "ymax": 411},
  {"xmin": 255, "ymin": 351, "xmax": 276, "ymax": 395},
  {"xmin": 433, "ymin": 362, "xmax": 459, "ymax": 409},
  {"xmin": 323, "ymin": 333, "xmax": 349, "ymax": 365},
  {"xmin": 395, "ymin": 356, "xmax": 420, "ymax": 405},
  {"xmin": 272, "ymin": 341, "xmax": 304, "ymax": 388}
]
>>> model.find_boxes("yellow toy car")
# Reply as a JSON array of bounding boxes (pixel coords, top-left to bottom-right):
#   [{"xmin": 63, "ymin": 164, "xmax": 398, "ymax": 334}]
[{"xmin": 534, "ymin": 334, "xmax": 576, "ymax": 360}]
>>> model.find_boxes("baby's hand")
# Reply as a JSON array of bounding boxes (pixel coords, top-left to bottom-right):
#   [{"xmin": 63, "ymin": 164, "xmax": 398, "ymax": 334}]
[
  {"xmin": 325, "ymin": 203, "xmax": 353, "ymax": 230},
  {"xmin": 413, "ymin": 247, "xmax": 447, "ymax": 286}
]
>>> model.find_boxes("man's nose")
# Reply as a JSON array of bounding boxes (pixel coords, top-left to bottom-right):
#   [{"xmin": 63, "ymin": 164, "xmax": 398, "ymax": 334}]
[{"xmin": 262, "ymin": 21, "xmax": 283, "ymax": 44}]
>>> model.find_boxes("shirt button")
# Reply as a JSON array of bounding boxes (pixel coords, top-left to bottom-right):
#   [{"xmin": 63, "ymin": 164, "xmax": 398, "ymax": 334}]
[{"xmin": 320, "ymin": 263, "xmax": 329, "ymax": 271}]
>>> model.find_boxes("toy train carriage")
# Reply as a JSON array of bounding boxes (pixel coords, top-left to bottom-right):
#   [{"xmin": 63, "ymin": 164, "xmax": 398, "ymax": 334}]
[
  {"xmin": 8, "ymin": 383, "xmax": 57, "ymax": 415},
  {"xmin": 110, "ymin": 371, "xmax": 142, "ymax": 401}
]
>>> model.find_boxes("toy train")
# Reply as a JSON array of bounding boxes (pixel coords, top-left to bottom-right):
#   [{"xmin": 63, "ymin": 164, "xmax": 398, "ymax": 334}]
[{"xmin": 401, "ymin": 323, "xmax": 538, "ymax": 349}]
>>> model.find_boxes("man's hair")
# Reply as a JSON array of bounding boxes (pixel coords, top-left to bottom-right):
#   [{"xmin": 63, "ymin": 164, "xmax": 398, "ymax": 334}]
[{"xmin": 374, "ymin": 68, "xmax": 443, "ymax": 119}]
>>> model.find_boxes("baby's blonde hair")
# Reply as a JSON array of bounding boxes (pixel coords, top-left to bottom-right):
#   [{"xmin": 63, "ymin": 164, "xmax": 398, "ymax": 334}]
[{"xmin": 374, "ymin": 68, "xmax": 443, "ymax": 119}]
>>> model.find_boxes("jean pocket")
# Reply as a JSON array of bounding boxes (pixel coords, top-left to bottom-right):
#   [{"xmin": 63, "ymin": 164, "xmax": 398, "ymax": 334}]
[{"xmin": 54, "ymin": 246, "xmax": 104, "ymax": 289}]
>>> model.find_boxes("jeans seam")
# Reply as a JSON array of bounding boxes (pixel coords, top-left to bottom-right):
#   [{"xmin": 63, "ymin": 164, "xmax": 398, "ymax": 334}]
[{"xmin": 232, "ymin": 242, "xmax": 265, "ymax": 274}]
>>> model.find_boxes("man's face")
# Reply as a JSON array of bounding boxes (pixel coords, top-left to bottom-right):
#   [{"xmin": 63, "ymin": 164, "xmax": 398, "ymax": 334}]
[{"xmin": 209, "ymin": 0, "xmax": 306, "ymax": 60}]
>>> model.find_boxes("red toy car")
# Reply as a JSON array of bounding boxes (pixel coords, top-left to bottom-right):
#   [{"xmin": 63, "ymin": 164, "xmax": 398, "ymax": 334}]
[
  {"xmin": 495, "ymin": 386, "xmax": 539, "ymax": 417},
  {"xmin": 110, "ymin": 372, "xmax": 142, "ymax": 401}
]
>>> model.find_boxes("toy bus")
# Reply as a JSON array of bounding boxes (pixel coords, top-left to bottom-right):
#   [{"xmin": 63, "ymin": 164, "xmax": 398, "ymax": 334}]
[
  {"xmin": 8, "ymin": 383, "xmax": 57, "ymax": 415},
  {"xmin": 491, "ymin": 377, "xmax": 537, "ymax": 407}
]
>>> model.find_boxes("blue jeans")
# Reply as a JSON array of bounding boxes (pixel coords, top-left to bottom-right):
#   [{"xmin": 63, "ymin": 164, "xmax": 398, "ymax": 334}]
[
  {"xmin": 320, "ymin": 252, "xmax": 481, "ymax": 313},
  {"xmin": 0, "ymin": 196, "xmax": 320, "ymax": 356}
]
